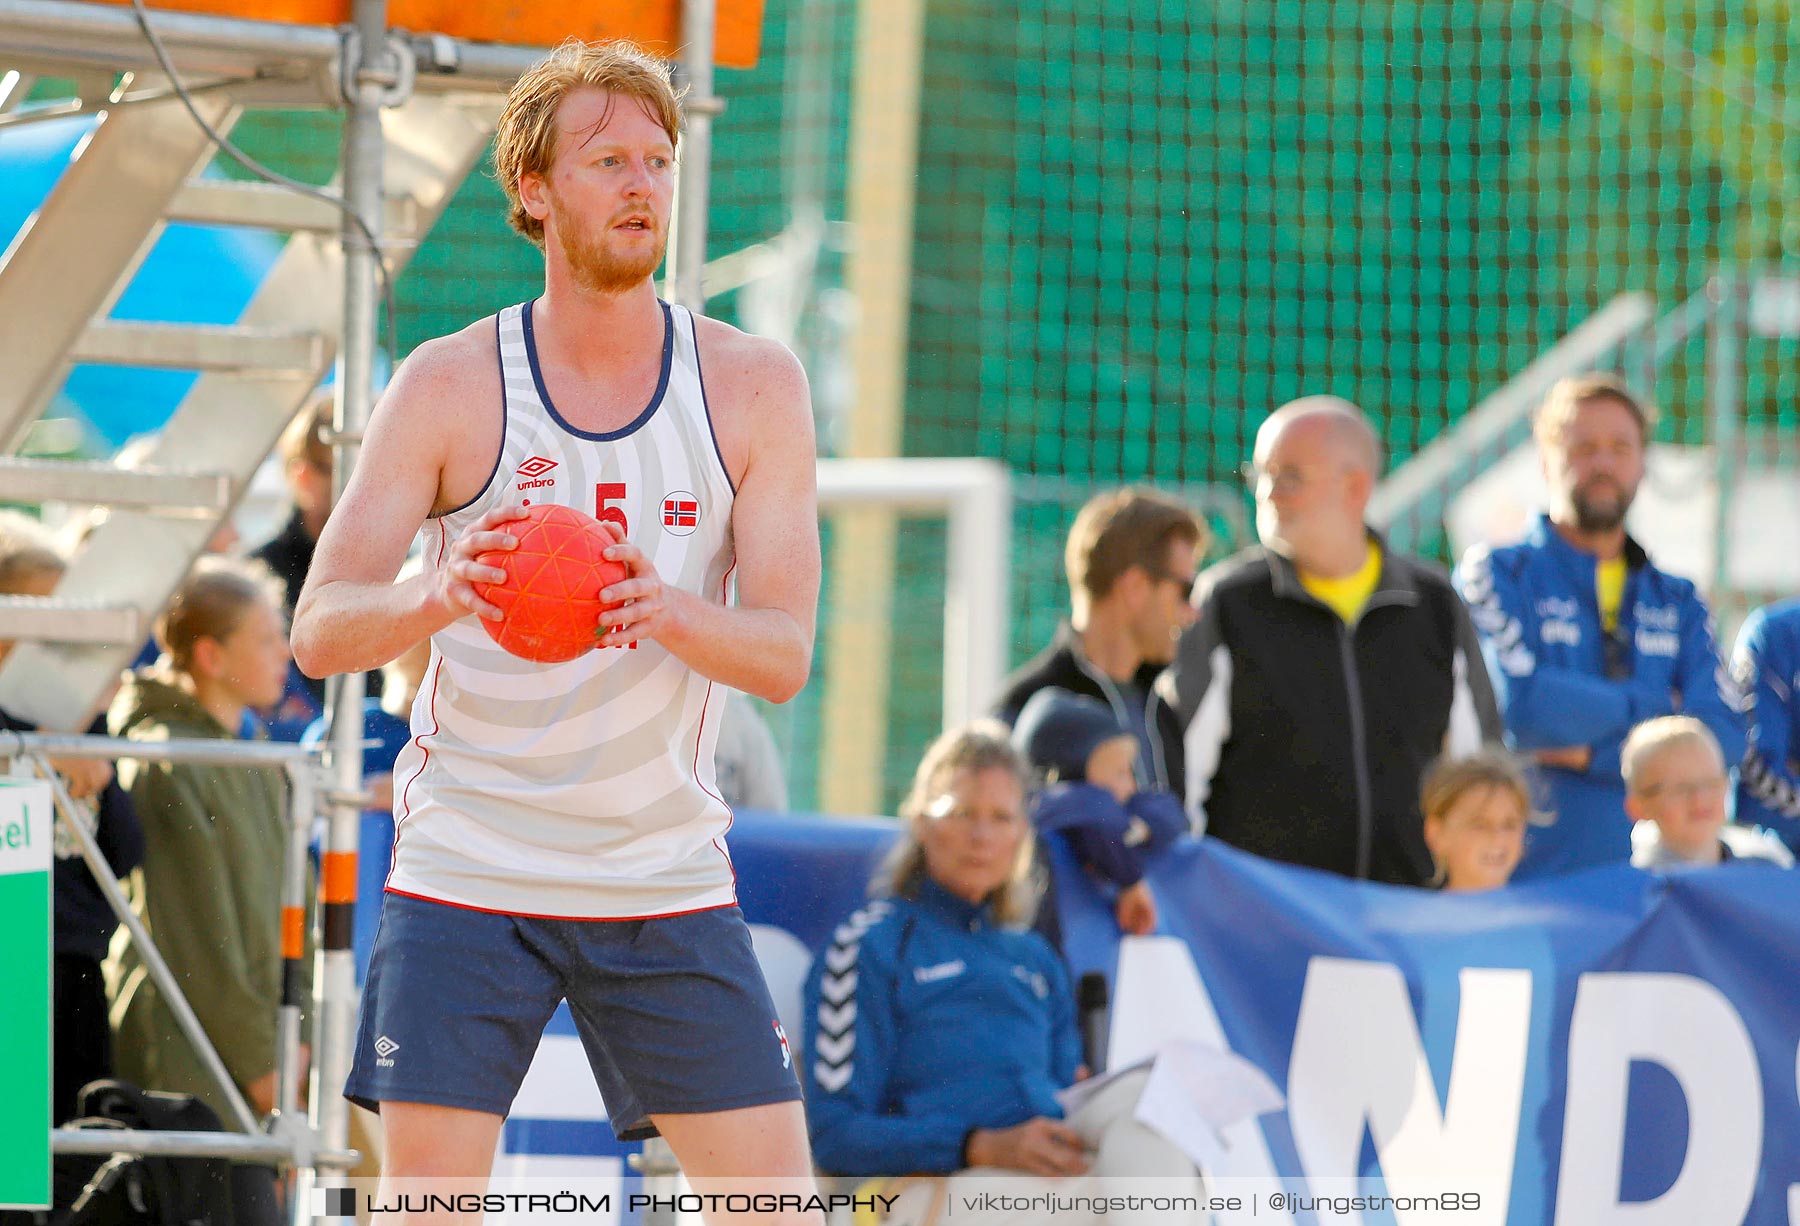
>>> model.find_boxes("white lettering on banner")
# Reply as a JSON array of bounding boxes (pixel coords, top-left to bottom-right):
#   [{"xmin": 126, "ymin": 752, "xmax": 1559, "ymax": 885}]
[
  {"xmin": 1113, "ymin": 940, "xmax": 1786, "ymax": 1217},
  {"xmin": 1554, "ymin": 973, "xmax": 1761, "ymax": 1225},
  {"xmin": 1111, "ymin": 937, "xmax": 1297, "ymax": 1226},
  {"xmin": 1286, "ymin": 960, "xmax": 1527, "ymax": 1226},
  {"xmin": 511, "ymin": 1034, "xmax": 609, "ymax": 1121}
]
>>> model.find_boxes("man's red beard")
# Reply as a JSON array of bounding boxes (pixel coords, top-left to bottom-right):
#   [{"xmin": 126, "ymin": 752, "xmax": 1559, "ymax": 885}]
[{"xmin": 549, "ymin": 194, "xmax": 667, "ymax": 293}]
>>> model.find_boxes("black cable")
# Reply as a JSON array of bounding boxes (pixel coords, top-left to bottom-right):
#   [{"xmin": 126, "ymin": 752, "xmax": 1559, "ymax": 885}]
[
  {"xmin": 125, "ymin": 0, "xmax": 399, "ymax": 371},
  {"xmin": 0, "ymin": 72, "xmax": 251, "ymax": 131}
]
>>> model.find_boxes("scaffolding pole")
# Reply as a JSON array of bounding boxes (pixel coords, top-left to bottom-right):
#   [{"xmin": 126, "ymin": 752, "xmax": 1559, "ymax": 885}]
[
  {"xmin": 314, "ymin": 0, "xmax": 393, "ymax": 1188},
  {"xmin": 671, "ymin": 0, "xmax": 718, "ymax": 312}
]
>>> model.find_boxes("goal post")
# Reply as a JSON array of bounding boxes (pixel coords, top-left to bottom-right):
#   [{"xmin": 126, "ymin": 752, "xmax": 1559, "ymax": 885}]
[{"xmin": 813, "ymin": 457, "xmax": 1010, "ymax": 810}]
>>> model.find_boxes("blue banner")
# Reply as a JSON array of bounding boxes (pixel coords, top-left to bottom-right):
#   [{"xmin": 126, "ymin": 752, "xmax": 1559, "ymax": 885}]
[
  {"xmin": 497, "ymin": 812, "xmax": 1800, "ymax": 1223},
  {"xmin": 1052, "ymin": 836, "xmax": 1800, "ymax": 1226}
]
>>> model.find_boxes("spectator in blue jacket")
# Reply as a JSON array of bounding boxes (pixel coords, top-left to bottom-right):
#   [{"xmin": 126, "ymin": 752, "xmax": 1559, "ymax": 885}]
[
  {"xmin": 1455, "ymin": 373, "xmax": 1745, "ymax": 878},
  {"xmin": 1732, "ymin": 599, "xmax": 1800, "ymax": 852},
  {"xmin": 1012, "ymin": 688, "xmax": 1185, "ymax": 935},
  {"xmin": 803, "ymin": 722, "xmax": 1201, "ymax": 1217}
]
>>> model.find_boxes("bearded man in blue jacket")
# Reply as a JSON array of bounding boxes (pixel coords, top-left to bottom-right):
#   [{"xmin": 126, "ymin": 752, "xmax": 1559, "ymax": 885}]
[{"xmin": 1455, "ymin": 373, "xmax": 1745, "ymax": 879}]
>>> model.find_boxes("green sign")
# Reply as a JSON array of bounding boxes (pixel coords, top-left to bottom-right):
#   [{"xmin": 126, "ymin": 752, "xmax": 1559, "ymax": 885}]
[{"xmin": 0, "ymin": 780, "xmax": 52, "ymax": 1209}]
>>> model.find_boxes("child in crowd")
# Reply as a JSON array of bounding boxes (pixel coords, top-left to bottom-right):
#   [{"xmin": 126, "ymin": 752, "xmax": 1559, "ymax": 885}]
[
  {"xmin": 1625, "ymin": 716, "xmax": 1793, "ymax": 870},
  {"xmin": 1012, "ymin": 688, "xmax": 1186, "ymax": 935},
  {"xmin": 0, "ymin": 515, "xmax": 144, "ymax": 1124},
  {"xmin": 108, "ymin": 557, "xmax": 304, "ymax": 1121},
  {"xmin": 1420, "ymin": 750, "xmax": 1532, "ymax": 892}
]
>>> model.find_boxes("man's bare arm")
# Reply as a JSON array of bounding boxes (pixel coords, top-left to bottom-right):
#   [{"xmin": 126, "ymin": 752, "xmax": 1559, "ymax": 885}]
[
  {"xmin": 290, "ymin": 335, "xmax": 518, "ymax": 678},
  {"xmin": 595, "ymin": 339, "xmax": 820, "ymax": 702}
]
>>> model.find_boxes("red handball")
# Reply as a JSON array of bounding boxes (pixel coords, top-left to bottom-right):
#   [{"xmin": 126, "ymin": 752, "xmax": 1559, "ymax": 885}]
[{"xmin": 472, "ymin": 504, "xmax": 628, "ymax": 663}]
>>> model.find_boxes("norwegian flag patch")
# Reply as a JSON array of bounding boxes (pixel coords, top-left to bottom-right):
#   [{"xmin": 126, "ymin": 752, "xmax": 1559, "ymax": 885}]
[{"xmin": 662, "ymin": 491, "xmax": 700, "ymax": 536}]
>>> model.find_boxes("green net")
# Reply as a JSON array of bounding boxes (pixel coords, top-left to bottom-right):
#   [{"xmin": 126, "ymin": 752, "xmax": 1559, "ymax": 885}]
[
  {"xmin": 19, "ymin": 0, "xmax": 1800, "ymax": 812},
  {"xmin": 714, "ymin": 0, "xmax": 1800, "ymax": 808}
]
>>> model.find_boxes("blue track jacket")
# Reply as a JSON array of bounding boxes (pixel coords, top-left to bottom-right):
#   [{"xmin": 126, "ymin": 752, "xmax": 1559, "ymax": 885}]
[
  {"xmin": 1455, "ymin": 514, "xmax": 1745, "ymax": 877},
  {"xmin": 1031, "ymin": 783, "xmax": 1187, "ymax": 888},
  {"xmin": 1734, "ymin": 599, "xmax": 1800, "ymax": 851},
  {"xmin": 803, "ymin": 879, "xmax": 1082, "ymax": 1176}
]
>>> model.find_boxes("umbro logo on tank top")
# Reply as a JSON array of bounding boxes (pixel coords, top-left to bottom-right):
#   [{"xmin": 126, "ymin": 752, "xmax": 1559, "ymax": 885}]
[
  {"xmin": 387, "ymin": 300, "xmax": 739, "ymax": 919},
  {"xmin": 513, "ymin": 455, "xmax": 558, "ymax": 489}
]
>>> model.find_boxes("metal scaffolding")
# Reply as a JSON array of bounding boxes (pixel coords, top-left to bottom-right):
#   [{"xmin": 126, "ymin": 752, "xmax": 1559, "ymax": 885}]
[
  {"xmin": 0, "ymin": 0, "xmax": 725, "ymax": 1210},
  {"xmin": 2, "ymin": 731, "xmax": 356, "ymax": 1181}
]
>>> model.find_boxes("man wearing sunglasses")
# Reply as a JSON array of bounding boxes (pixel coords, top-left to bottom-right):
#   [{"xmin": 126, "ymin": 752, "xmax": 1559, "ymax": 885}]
[
  {"xmin": 995, "ymin": 488, "xmax": 1206, "ymax": 798},
  {"xmin": 1456, "ymin": 374, "xmax": 1745, "ymax": 879}
]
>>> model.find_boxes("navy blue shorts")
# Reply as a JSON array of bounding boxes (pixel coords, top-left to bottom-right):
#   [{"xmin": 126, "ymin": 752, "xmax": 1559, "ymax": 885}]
[{"xmin": 344, "ymin": 893, "xmax": 801, "ymax": 1140}]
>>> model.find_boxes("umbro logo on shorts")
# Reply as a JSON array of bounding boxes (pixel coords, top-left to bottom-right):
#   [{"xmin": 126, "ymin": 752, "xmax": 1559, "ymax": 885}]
[{"xmin": 374, "ymin": 1035, "xmax": 400, "ymax": 1067}]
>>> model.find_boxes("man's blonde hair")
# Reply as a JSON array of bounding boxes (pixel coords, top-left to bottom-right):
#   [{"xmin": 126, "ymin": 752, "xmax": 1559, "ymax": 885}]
[
  {"xmin": 1622, "ymin": 715, "xmax": 1723, "ymax": 792},
  {"xmin": 1533, "ymin": 372, "xmax": 1657, "ymax": 449},
  {"xmin": 493, "ymin": 39, "xmax": 683, "ymax": 248}
]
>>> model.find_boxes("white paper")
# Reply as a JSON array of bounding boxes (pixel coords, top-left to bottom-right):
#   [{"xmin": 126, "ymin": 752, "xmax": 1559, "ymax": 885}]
[
  {"xmin": 1054, "ymin": 1054, "xmax": 1153, "ymax": 1116},
  {"xmin": 1048, "ymin": 1037, "xmax": 1290, "ymax": 1173},
  {"xmin": 1133, "ymin": 1040, "xmax": 1285, "ymax": 1171}
]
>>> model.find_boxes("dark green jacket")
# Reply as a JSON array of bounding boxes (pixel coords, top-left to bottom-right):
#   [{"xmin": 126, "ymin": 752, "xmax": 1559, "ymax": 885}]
[{"xmin": 107, "ymin": 670, "xmax": 298, "ymax": 1119}]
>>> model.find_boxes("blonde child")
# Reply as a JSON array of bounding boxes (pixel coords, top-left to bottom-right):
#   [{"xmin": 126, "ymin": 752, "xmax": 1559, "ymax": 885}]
[
  {"xmin": 1421, "ymin": 750, "xmax": 1532, "ymax": 892},
  {"xmin": 1625, "ymin": 716, "xmax": 1792, "ymax": 869}
]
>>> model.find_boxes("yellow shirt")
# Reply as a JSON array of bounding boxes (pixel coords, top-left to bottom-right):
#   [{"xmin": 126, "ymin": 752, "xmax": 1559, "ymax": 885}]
[
  {"xmin": 1597, "ymin": 556, "xmax": 1627, "ymax": 634},
  {"xmin": 1301, "ymin": 541, "xmax": 1383, "ymax": 624}
]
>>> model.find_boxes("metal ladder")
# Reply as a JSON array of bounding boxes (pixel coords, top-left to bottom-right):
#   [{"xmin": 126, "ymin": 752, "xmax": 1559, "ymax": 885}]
[{"xmin": 0, "ymin": 2, "xmax": 525, "ymax": 730}]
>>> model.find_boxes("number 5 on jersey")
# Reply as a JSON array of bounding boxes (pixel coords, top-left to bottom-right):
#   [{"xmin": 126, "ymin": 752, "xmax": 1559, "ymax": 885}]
[
  {"xmin": 595, "ymin": 483, "xmax": 636, "ymax": 651},
  {"xmin": 596, "ymin": 483, "xmax": 629, "ymax": 537}
]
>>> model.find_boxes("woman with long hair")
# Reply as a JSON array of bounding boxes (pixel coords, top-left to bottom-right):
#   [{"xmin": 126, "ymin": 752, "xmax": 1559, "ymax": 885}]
[
  {"xmin": 802, "ymin": 721, "xmax": 1201, "ymax": 1224},
  {"xmin": 109, "ymin": 558, "xmax": 301, "ymax": 1122}
]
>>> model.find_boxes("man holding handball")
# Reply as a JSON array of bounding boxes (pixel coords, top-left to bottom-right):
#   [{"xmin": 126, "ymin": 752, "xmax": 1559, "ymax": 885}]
[{"xmin": 291, "ymin": 39, "xmax": 822, "ymax": 1222}]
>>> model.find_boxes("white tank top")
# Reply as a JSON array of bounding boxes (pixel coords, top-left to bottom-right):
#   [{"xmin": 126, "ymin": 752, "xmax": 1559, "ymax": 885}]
[{"xmin": 386, "ymin": 299, "xmax": 739, "ymax": 919}]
